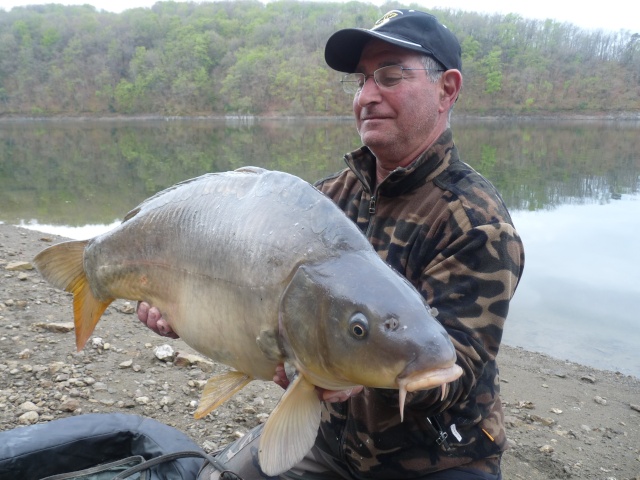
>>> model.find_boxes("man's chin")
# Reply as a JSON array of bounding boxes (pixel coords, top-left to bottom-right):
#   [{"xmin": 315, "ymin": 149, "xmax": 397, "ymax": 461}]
[{"xmin": 359, "ymin": 127, "xmax": 391, "ymax": 148}]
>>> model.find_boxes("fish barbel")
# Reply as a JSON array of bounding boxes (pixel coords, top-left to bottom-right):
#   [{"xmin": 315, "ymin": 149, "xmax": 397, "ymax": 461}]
[{"xmin": 33, "ymin": 167, "xmax": 462, "ymax": 475}]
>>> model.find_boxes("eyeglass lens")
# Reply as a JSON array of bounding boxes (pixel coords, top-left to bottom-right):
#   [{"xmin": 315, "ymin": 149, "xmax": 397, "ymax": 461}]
[{"xmin": 341, "ymin": 65, "xmax": 406, "ymax": 94}]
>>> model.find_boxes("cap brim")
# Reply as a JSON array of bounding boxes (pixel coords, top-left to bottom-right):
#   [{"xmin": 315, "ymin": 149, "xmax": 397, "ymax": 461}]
[{"xmin": 324, "ymin": 28, "xmax": 427, "ymax": 73}]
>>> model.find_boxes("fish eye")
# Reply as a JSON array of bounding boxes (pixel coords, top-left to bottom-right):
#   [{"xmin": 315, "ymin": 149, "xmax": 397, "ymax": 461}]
[{"xmin": 349, "ymin": 313, "xmax": 369, "ymax": 339}]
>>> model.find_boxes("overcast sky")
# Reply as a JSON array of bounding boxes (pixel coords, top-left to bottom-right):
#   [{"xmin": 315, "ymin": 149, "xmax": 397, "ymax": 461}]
[{"xmin": 1, "ymin": 0, "xmax": 638, "ymax": 33}]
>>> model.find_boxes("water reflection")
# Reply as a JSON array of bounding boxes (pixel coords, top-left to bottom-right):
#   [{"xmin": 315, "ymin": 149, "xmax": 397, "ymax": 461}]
[
  {"xmin": 1, "ymin": 118, "xmax": 639, "ymax": 376},
  {"xmin": 508, "ymin": 195, "xmax": 640, "ymax": 377},
  {"xmin": 453, "ymin": 118, "xmax": 640, "ymax": 210},
  {"xmin": 0, "ymin": 118, "xmax": 358, "ymax": 226}
]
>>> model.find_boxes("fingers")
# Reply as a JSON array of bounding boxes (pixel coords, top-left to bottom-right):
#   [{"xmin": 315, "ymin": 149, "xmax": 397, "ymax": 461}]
[
  {"xmin": 146, "ymin": 306, "xmax": 161, "ymax": 330},
  {"xmin": 157, "ymin": 318, "xmax": 179, "ymax": 338},
  {"xmin": 137, "ymin": 301, "xmax": 150, "ymax": 324},
  {"xmin": 321, "ymin": 386, "xmax": 364, "ymax": 403},
  {"xmin": 136, "ymin": 301, "xmax": 179, "ymax": 338},
  {"xmin": 272, "ymin": 364, "xmax": 290, "ymax": 390}
]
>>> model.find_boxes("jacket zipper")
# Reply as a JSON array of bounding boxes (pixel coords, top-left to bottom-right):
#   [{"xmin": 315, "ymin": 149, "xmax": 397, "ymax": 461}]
[
  {"xmin": 364, "ymin": 192, "xmax": 377, "ymax": 240},
  {"xmin": 368, "ymin": 194, "xmax": 377, "ymax": 215}
]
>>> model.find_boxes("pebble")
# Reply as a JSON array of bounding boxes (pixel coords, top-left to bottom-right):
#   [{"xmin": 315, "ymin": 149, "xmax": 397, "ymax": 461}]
[
  {"xmin": 504, "ymin": 415, "xmax": 521, "ymax": 427},
  {"xmin": 517, "ymin": 400, "xmax": 535, "ymax": 409},
  {"xmin": 531, "ymin": 415, "xmax": 555, "ymax": 426},
  {"xmin": 18, "ymin": 349, "xmax": 31, "ymax": 359},
  {"xmin": 202, "ymin": 440, "xmax": 218, "ymax": 452},
  {"xmin": 19, "ymin": 401, "xmax": 39, "ymax": 412},
  {"xmin": 174, "ymin": 352, "xmax": 214, "ymax": 372},
  {"xmin": 60, "ymin": 398, "xmax": 81, "ymax": 412},
  {"xmin": 116, "ymin": 302, "xmax": 136, "ymax": 314},
  {"xmin": 5, "ymin": 261, "xmax": 33, "ymax": 271},
  {"xmin": 18, "ymin": 411, "xmax": 39, "ymax": 424},
  {"xmin": 188, "ymin": 380, "xmax": 207, "ymax": 389},
  {"xmin": 154, "ymin": 344, "xmax": 175, "ymax": 362},
  {"xmin": 34, "ymin": 322, "xmax": 75, "ymax": 333},
  {"xmin": 119, "ymin": 360, "xmax": 133, "ymax": 369},
  {"xmin": 594, "ymin": 396, "xmax": 608, "ymax": 405}
]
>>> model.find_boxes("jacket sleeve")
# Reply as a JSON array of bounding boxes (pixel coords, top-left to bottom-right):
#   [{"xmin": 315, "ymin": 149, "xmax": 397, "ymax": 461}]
[{"xmin": 402, "ymin": 218, "xmax": 524, "ymax": 413}]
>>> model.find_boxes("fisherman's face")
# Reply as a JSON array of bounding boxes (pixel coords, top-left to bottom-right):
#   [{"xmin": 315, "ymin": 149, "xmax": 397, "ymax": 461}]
[{"xmin": 353, "ymin": 40, "xmax": 448, "ymax": 170}]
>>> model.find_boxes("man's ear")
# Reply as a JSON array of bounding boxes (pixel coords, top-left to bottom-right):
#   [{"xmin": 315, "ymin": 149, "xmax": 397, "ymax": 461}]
[{"xmin": 440, "ymin": 69, "xmax": 463, "ymax": 108}]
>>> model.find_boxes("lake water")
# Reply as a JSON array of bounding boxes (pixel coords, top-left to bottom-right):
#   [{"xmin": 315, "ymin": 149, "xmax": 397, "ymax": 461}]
[{"xmin": 1, "ymin": 117, "xmax": 639, "ymax": 377}]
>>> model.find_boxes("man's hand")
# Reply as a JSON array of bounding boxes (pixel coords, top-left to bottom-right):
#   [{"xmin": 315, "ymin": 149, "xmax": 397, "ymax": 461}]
[
  {"xmin": 137, "ymin": 301, "xmax": 179, "ymax": 338},
  {"xmin": 272, "ymin": 364, "xmax": 363, "ymax": 403}
]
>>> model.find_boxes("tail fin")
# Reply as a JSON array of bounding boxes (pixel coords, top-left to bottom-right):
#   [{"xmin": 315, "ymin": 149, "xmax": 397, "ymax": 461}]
[{"xmin": 33, "ymin": 241, "xmax": 113, "ymax": 351}]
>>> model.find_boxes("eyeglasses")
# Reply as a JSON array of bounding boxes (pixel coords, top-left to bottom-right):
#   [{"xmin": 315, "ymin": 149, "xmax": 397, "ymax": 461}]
[{"xmin": 340, "ymin": 65, "xmax": 444, "ymax": 94}]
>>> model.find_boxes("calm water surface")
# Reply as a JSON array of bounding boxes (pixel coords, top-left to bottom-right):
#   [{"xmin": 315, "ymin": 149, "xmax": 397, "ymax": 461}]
[{"xmin": 1, "ymin": 117, "xmax": 639, "ymax": 377}]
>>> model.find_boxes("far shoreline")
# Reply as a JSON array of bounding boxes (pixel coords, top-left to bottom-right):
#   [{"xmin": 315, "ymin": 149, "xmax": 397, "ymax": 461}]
[{"xmin": 1, "ymin": 111, "xmax": 640, "ymax": 124}]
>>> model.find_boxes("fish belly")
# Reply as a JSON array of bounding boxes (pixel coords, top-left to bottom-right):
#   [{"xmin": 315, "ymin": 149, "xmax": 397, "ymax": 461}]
[{"xmin": 83, "ymin": 170, "xmax": 341, "ymax": 379}]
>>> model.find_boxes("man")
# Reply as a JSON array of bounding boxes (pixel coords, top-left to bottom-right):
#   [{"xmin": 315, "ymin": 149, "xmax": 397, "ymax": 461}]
[{"xmin": 139, "ymin": 9, "xmax": 524, "ymax": 479}]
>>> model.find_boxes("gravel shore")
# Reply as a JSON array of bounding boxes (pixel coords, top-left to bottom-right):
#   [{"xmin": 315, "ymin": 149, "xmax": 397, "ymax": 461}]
[{"xmin": 1, "ymin": 223, "xmax": 638, "ymax": 479}]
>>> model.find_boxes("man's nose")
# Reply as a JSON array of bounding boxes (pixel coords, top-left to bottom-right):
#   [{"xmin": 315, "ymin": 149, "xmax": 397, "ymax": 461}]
[{"xmin": 356, "ymin": 76, "xmax": 382, "ymax": 106}]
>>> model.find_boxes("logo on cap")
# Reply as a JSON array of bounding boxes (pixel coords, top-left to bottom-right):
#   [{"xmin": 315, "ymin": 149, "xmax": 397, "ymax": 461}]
[{"xmin": 372, "ymin": 10, "xmax": 402, "ymax": 29}]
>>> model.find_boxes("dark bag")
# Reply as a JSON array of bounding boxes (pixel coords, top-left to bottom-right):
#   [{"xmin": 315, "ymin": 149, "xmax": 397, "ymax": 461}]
[
  {"xmin": 0, "ymin": 413, "xmax": 216, "ymax": 480},
  {"xmin": 39, "ymin": 456, "xmax": 147, "ymax": 480}
]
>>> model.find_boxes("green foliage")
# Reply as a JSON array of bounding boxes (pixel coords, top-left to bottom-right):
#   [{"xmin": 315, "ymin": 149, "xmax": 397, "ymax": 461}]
[
  {"xmin": 1, "ymin": 1, "xmax": 639, "ymax": 116},
  {"xmin": 481, "ymin": 46, "xmax": 503, "ymax": 94}
]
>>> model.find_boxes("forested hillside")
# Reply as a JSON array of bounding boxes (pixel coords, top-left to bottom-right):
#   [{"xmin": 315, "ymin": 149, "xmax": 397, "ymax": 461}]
[{"xmin": 1, "ymin": 0, "xmax": 639, "ymax": 116}]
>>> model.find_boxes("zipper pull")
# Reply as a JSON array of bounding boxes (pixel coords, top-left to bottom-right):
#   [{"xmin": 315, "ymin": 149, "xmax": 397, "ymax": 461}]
[
  {"xmin": 428, "ymin": 417, "xmax": 451, "ymax": 451},
  {"xmin": 435, "ymin": 429, "xmax": 450, "ymax": 450},
  {"xmin": 369, "ymin": 195, "xmax": 377, "ymax": 215}
]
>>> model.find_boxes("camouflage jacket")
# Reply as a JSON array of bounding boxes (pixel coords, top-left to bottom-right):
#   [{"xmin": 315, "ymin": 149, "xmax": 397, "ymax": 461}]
[{"xmin": 313, "ymin": 129, "xmax": 525, "ymax": 479}]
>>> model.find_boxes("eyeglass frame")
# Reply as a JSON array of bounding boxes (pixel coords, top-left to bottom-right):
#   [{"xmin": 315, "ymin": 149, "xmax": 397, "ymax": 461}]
[{"xmin": 340, "ymin": 65, "xmax": 445, "ymax": 95}]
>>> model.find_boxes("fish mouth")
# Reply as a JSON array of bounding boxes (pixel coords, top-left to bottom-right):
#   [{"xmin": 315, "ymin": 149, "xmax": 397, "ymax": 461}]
[{"xmin": 396, "ymin": 364, "xmax": 463, "ymax": 421}]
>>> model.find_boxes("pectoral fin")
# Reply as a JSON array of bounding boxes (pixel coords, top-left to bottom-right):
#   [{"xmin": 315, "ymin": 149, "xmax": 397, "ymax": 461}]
[
  {"xmin": 258, "ymin": 374, "xmax": 321, "ymax": 476},
  {"xmin": 194, "ymin": 371, "xmax": 253, "ymax": 419},
  {"xmin": 256, "ymin": 327, "xmax": 284, "ymax": 363}
]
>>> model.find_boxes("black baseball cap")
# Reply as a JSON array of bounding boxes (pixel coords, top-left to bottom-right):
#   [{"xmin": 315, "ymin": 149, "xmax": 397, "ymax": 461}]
[{"xmin": 325, "ymin": 9, "xmax": 461, "ymax": 73}]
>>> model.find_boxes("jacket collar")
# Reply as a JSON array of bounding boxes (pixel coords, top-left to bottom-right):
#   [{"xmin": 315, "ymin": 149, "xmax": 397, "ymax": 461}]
[{"xmin": 344, "ymin": 129, "xmax": 457, "ymax": 195}]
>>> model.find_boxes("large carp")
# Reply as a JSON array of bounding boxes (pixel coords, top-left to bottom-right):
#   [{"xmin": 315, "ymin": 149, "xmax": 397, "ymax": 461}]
[{"xmin": 33, "ymin": 167, "xmax": 463, "ymax": 476}]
